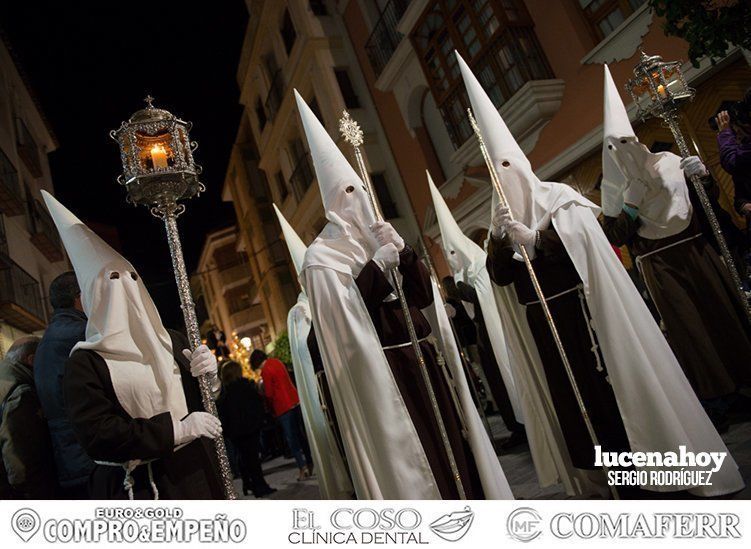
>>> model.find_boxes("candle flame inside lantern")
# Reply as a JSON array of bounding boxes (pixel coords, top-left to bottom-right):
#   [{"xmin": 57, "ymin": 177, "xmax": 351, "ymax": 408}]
[{"xmin": 150, "ymin": 144, "xmax": 169, "ymax": 169}]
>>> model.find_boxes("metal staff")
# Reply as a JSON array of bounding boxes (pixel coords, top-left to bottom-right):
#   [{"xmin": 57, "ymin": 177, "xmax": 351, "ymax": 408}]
[
  {"xmin": 468, "ymin": 109, "xmax": 619, "ymax": 499},
  {"xmin": 417, "ymin": 238, "xmax": 500, "ymax": 454},
  {"xmin": 338, "ymin": 111, "xmax": 466, "ymax": 499},
  {"xmin": 110, "ymin": 97, "xmax": 236, "ymax": 499}
]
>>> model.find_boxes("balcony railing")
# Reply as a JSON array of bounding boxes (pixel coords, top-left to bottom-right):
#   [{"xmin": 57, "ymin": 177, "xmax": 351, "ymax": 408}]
[
  {"xmin": 289, "ymin": 152, "xmax": 315, "ymax": 201},
  {"xmin": 364, "ymin": 0, "xmax": 410, "ymax": 78},
  {"xmin": 0, "ymin": 252, "xmax": 46, "ymax": 332},
  {"xmin": 219, "ymin": 261, "xmax": 251, "ymax": 289},
  {"xmin": 264, "ymin": 70, "xmax": 285, "ymax": 123},
  {"xmin": 27, "ymin": 198, "xmax": 64, "ymax": 262},
  {"xmin": 440, "ymin": 26, "xmax": 554, "ymax": 148},
  {"xmin": 16, "ymin": 118, "xmax": 43, "ymax": 178},
  {"xmin": 0, "ymin": 149, "xmax": 24, "ymax": 216}
]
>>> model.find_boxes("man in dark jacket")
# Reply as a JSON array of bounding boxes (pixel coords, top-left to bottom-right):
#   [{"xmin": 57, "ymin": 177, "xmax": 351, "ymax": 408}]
[
  {"xmin": 34, "ymin": 272, "xmax": 94, "ymax": 498},
  {"xmin": 1, "ymin": 336, "xmax": 56, "ymax": 498}
]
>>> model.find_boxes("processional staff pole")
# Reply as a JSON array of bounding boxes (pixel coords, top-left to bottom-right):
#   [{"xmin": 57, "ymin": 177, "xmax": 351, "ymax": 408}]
[
  {"xmin": 338, "ymin": 111, "xmax": 466, "ymax": 499},
  {"xmin": 468, "ymin": 108, "xmax": 619, "ymax": 499}
]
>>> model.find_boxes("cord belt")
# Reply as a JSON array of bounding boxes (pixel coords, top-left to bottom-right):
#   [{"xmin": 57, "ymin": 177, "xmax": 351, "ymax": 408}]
[
  {"xmin": 381, "ymin": 336, "xmax": 430, "ymax": 350},
  {"xmin": 522, "ymin": 284, "xmax": 580, "ymax": 306},
  {"xmin": 95, "ymin": 459, "xmax": 159, "ymax": 500},
  {"xmin": 634, "ymin": 233, "xmax": 702, "ymax": 273}
]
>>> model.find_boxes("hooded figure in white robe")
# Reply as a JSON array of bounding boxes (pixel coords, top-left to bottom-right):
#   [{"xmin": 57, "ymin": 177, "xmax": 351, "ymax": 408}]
[
  {"xmin": 294, "ymin": 90, "xmax": 512, "ymax": 499},
  {"xmin": 274, "ymin": 204, "xmax": 353, "ymax": 499},
  {"xmin": 599, "ymin": 64, "xmax": 751, "ymax": 406},
  {"xmin": 458, "ymin": 53, "xmax": 744, "ymax": 496},
  {"xmin": 41, "ymin": 191, "xmax": 225, "ymax": 500}
]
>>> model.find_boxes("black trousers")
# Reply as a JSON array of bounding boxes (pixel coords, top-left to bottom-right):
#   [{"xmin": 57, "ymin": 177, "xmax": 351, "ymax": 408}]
[{"xmin": 233, "ymin": 432, "xmax": 269, "ymax": 494}]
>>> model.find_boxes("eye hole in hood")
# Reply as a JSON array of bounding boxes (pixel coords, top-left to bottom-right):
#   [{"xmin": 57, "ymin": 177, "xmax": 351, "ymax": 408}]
[{"xmin": 109, "ymin": 272, "xmax": 120, "ymax": 280}]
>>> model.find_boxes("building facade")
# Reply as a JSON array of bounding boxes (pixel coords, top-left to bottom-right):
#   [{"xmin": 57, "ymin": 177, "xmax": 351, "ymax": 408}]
[
  {"xmin": 0, "ymin": 34, "xmax": 67, "ymax": 357},
  {"xmin": 224, "ymin": 0, "xmax": 422, "ymax": 340},
  {"xmin": 226, "ymin": 0, "xmax": 751, "ymax": 333},
  {"xmin": 196, "ymin": 225, "xmax": 267, "ymax": 349},
  {"xmin": 342, "ymin": 0, "xmax": 751, "ymax": 266}
]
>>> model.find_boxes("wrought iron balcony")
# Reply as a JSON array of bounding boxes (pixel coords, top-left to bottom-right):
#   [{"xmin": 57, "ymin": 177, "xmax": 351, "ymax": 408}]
[
  {"xmin": 264, "ymin": 70, "xmax": 285, "ymax": 123},
  {"xmin": 16, "ymin": 118, "xmax": 43, "ymax": 178},
  {"xmin": 27, "ymin": 198, "xmax": 64, "ymax": 262},
  {"xmin": 0, "ymin": 149, "xmax": 24, "ymax": 216},
  {"xmin": 289, "ymin": 152, "xmax": 315, "ymax": 201},
  {"xmin": 0, "ymin": 252, "xmax": 46, "ymax": 332},
  {"xmin": 364, "ymin": 0, "xmax": 410, "ymax": 78}
]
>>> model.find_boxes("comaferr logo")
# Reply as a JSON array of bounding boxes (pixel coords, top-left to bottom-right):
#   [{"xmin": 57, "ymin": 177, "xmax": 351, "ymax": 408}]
[
  {"xmin": 551, "ymin": 513, "xmax": 741, "ymax": 539},
  {"xmin": 507, "ymin": 507, "xmax": 542, "ymax": 542},
  {"xmin": 429, "ymin": 506, "xmax": 475, "ymax": 542}
]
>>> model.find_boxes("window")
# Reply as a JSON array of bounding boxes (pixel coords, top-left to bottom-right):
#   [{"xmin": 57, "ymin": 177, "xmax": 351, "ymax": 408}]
[
  {"xmin": 255, "ymin": 98, "xmax": 267, "ymax": 132},
  {"xmin": 335, "ymin": 69, "xmax": 360, "ymax": 109},
  {"xmin": 412, "ymin": 0, "xmax": 553, "ymax": 148},
  {"xmin": 275, "ymin": 171, "xmax": 289, "ymax": 201},
  {"xmin": 288, "ymin": 138, "xmax": 314, "ymax": 200},
  {"xmin": 577, "ymin": 0, "xmax": 647, "ymax": 42},
  {"xmin": 371, "ymin": 172, "xmax": 398, "ymax": 219},
  {"xmin": 281, "ymin": 10, "xmax": 297, "ymax": 56}
]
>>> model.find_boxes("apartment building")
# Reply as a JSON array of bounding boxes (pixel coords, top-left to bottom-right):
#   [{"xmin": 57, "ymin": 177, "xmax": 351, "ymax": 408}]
[{"xmin": 0, "ymin": 34, "xmax": 67, "ymax": 356}]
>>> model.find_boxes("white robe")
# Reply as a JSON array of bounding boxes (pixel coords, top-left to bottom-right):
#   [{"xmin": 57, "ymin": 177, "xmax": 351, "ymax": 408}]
[{"xmin": 288, "ymin": 294, "xmax": 353, "ymax": 499}]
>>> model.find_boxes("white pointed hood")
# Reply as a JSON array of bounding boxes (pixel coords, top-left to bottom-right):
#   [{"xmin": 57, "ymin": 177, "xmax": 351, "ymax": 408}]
[
  {"xmin": 600, "ymin": 66, "xmax": 690, "ymax": 237},
  {"xmin": 296, "ymin": 90, "xmax": 378, "ymax": 277},
  {"xmin": 457, "ymin": 52, "xmax": 595, "ymax": 255},
  {"xmin": 273, "ymin": 203, "xmax": 307, "ymax": 277},
  {"xmin": 427, "ymin": 171, "xmax": 485, "ymax": 279},
  {"xmin": 42, "ymin": 191, "xmax": 188, "ymax": 422}
]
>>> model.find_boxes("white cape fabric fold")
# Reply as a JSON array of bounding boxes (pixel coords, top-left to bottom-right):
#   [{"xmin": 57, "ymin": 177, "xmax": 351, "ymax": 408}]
[
  {"xmin": 287, "ymin": 294, "xmax": 354, "ymax": 499},
  {"xmin": 421, "ymin": 280, "xmax": 514, "ymax": 499},
  {"xmin": 302, "ymin": 262, "xmax": 440, "ymax": 499},
  {"xmin": 553, "ymin": 203, "xmax": 744, "ymax": 496}
]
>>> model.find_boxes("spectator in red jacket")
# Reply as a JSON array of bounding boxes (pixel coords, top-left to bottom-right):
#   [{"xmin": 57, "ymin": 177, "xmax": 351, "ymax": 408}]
[{"xmin": 250, "ymin": 350, "xmax": 312, "ymax": 480}]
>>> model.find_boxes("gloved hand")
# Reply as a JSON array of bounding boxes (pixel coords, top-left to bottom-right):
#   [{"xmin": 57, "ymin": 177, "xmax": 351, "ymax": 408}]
[
  {"xmin": 680, "ymin": 155, "xmax": 708, "ymax": 178},
  {"xmin": 445, "ymin": 303, "xmax": 456, "ymax": 318},
  {"xmin": 623, "ymin": 179, "xmax": 647, "ymax": 208},
  {"xmin": 491, "ymin": 204, "xmax": 513, "ymax": 238},
  {"xmin": 371, "ymin": 221, "xmax": 405, "ymax": 251},
  {"xmin": 173, "ymin": 412, "xmax": 222, "ymax": 446},
  {"xmin": 372, "ymin": 243, "xmax": 400, "ymax": 271},
  {"xmin": 506, "ymin": 221, "xmax": 537, "ymax": 247},
  {"xmin": 182, "ymin": 345, "xmax": 218, "ymax": 378}
]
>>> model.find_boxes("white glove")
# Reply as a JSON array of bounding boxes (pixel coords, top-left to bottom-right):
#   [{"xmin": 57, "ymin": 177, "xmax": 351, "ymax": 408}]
[
  {"xmin": 491, "ymin": 205, "xmax": 513, "ymax": 237},
  {"xmin": 371, "ymin": 221, "xmax": 405, "ymax": 251},
  {"xmin": 680, "ymin": 155, "xmax": 708, "ymax": 178},
  {"xmin": 445, "ymin": 303, "xmax": 457, "ymax": 318},
  {"xmin": 173, "ymin": 412, "xmax": 222, "ymax": 446},
  {"xmin": 182, "ymin": 345, "xmax": 218, "ymax": 377},
  {"xmin": 623, "ymin": 179, "xmax": 647, "ymax": 208},
  {"xmin": 506, "ymin": 221, "xmax": 537, "ymax": 247},
  {"xmin": 372, "ymin": 243, "xmax": 400, "ymax": 271}
]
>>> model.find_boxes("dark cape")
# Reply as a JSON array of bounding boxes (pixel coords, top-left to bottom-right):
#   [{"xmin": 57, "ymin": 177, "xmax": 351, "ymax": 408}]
[
  {"xmin": 63, "ymin": 330, "xmax": 224, "ymax": 499},
  {"xmin": 353, "ymin": 245, "xmax": 484, "ymax": 499},
  {"xmin": 486, "ymin": 230, "xmax": 630, "ymax": 469},
  {"xmin": 602, "ymin": 178, "xmax": 751, "ymax": 400}
]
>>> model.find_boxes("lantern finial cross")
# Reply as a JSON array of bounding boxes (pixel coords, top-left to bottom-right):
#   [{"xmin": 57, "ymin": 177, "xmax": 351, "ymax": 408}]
[{"xmin": 144, "ymin": 95, "xmax": 155, "ymax": 109}]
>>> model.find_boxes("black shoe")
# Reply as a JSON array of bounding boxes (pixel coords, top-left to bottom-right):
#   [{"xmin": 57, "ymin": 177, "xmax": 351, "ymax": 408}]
[
  {"xmin": 241, "ymin": 478, "xmax": 250, "ymax": 496},
  {"xmin": 500, "ymin": 430, "xmax": 528, "ymax": 451}
]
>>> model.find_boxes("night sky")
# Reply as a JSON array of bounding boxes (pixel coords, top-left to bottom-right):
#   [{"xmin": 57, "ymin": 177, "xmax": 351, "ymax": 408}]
[{"xmin": 0, "ymin": 1, "xmax": 248, "ymax": 328}]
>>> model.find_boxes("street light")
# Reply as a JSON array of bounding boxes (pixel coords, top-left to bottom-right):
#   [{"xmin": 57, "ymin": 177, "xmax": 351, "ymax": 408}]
[
  {"xmin": 626, "ymin": 52, "xmax": 751, "ymax": 322},
  {"xmin": 110, "ymin": 96, "xmax": 236, "ymax": 499}
]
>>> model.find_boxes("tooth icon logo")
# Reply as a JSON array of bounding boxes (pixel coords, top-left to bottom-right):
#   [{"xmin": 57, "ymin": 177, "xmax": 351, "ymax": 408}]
[
  {"xmin": 11, "ymin": 509, "xmax": 40, "ymax": 542},
  {"xmin": 430, "ymin": 506, "xmax": 475, "ymax": 542}
]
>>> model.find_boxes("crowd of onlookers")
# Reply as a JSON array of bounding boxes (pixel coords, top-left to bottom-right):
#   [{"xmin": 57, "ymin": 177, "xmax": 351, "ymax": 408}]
[{"xmin": 0, "ymin": 271, "xmax": 312, "ymax": 499}]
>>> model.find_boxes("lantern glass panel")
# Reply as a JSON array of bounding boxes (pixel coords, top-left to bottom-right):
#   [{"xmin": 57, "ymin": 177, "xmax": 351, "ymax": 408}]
[{"xmin": 136, "ymin": 130, "xmax": 175, "ymax": 171}]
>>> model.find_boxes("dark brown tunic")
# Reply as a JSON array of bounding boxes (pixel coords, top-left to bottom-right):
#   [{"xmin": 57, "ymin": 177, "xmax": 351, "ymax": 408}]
[
  {"xmin": 355, "ymin": 245, "xmax": 484, "ymax": 499},
  {"xmin": 486, "ymin": 230, "xmax": 630, "ymax": 468},
  {"xmin": 602, "ymin": 209, "xmax": 751, "ymax": 400},
  {"xmin": 63, "ymin": 330, "xmax": 224, "ymax": 499}
]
